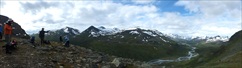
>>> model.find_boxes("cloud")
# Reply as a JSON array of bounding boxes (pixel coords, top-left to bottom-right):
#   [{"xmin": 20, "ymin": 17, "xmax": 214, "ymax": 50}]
[
  {"xmin": 131, "ymin": 0, "xmax": 155, "ymax": 4},
  {"xmin": 20, "ymin": 0, "xmax": 60, "ymax": 14},
  {"xmin": 175, "ymin": 0, "xmax": 241, "ymax": 19},
  {"xmin": 173, "ymin": 0, "xmax": 241, "ymax": 36},
  {"xmin": 0, "ymin": 0, "xmax": 241, "ymax": 37},
  {"xmin": 0, "ymin": 1, "xmax": 6, "ymax": 8},
  {"xmin": 10, "ymin": 1, "xmax": 160, "ymax": 34}
]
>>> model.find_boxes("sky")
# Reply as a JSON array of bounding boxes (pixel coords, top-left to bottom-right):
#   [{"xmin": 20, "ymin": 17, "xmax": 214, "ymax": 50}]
[{"xmin": 0, "ymin": 0, "xmax": 241, "ymax": 37}]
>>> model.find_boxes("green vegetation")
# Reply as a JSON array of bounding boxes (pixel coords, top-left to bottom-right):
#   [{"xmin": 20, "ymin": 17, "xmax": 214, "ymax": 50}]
[
  {"xmin": 88, "ymin": 41, "xmax": 188, "ymax": 61},
  {"xmin": 164, "ymin": 41, "xmax": 224, "ymax": 67},
  {"xmin": 72, "ymin": 34, "xmax": 190, "ymax": 61},
  {"xmin": 40, "ymin": 27, "xmax": 191, "ymax": 61},
  {"xmin": 164, "ymin": 30, "xmax": 242, "ymax": 68}
]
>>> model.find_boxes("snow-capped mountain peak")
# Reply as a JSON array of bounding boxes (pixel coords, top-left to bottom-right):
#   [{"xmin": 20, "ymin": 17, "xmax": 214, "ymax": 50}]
[
  {"xmin": 130, "ymin": 31, "xmax": 139, "ymax": 35},
  {"xmin": 64, "ymin": 27, "xmax": 69, "ymax": 33},
  {"xmin": 61, "ymin": 26, "xmax": 80, "ymax": 35},
  {"xmin": 87, "ymin": 26, "xmax": 122, "ymax": 37},
  {"xmin": 205, "ymin": 35, "xmax": 229, "ymax": 43}
]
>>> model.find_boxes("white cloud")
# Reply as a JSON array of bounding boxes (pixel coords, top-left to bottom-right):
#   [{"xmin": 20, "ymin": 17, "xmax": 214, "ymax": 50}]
[
  {"xmin": 175, "ymin": 0, "xmax": 241, "ymax": 19},
  {"xmin": 174, "ymin": 0, "xmax": 241, "ymax": 37},
  {"xmin": 0, "ymin": 0, "xmax": 241, "ymax": 37},
  {"xmin": 131, "ymin": 0, "xmax": 155, "ymax": 4}
]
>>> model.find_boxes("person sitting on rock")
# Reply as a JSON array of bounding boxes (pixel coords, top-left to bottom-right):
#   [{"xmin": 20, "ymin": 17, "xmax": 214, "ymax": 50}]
[
  {"xmin": 43, "ymin": 40, "xmax": 51, "ymax": 45},
  {"xmin": 10, "ymin": 39, "xmax": 17, "ymax": 50},
  {"xmin": 2, "ymin": 39, "xmax": 18, "ymax": 50},
  {"xmin": 30, "ymin": 36, "xmax": 35, "ymax": 44}
]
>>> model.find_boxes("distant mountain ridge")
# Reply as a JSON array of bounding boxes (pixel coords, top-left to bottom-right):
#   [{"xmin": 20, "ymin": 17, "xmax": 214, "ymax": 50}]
[
  {"xmin": 80, "ymin": 26, "xmax": 178, "ymax": 45},
  {"xmin": 44, "ymin": 26, "xmax": 190, "ymax": 61},
  {"xmin": 166, "ymin": 33, "xmax": 229, "ymax": 45}
]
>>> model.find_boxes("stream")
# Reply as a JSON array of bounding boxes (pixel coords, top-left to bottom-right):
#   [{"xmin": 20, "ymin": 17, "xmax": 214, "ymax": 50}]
[{"xmin": 148, "ymin": 47, "xmax": 199, "ymax": 64}]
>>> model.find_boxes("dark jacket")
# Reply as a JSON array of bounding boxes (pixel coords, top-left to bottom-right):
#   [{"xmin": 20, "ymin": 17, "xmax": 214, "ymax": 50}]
[{"xmin": 39, "ymin": 30, "xmax": 48, "ymax": 38}]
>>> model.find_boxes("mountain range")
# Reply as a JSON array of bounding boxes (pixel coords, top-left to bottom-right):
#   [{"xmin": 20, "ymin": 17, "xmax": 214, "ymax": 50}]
[
  {"xmin": 46, "ymin": 26, "xmax": 229, "ymax": 43},
  {"xmin": 44, "ymin": 26, "xmax": 191, "ymax": 61}
]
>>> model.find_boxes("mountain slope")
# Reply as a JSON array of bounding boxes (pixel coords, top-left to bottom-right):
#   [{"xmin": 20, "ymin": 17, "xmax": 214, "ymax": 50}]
[
  {"xmin": 174, "ymin": 30, "xmax": 242, "ymax": 68},
  {"xmin": 200, "ymin": 30, "xmax": 242, "ymax": 68},
  {"xmin": 0, "ymin": 15, "xmax": 30, "ymax": 38},
  {"xmin": 0, "ymin": 37, "xmax": 156, "ymax": 68},
  {"xmin": 45, "ymin": 26, "xmax": 190, "ymax": 61},
  {"xmin": 76, "ymin": 26, "xmax": 190, "ymax": 61}
]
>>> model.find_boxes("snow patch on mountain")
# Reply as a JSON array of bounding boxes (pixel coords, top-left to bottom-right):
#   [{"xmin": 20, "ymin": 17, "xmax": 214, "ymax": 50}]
[
  {"xmin": 89, "ymin": 26, "xmax": 123, "ymax": 37},
  {"xmin": 64, "ymin": 27, "xmax": 69, "ymax": 33},
  {"xmin": 130, "ymin": 31, "xmax": 139, "ymax": 34},
  {"xmin": 165, "ymin": 33, "xmax": 191, "ymax": 40},
  {"xmin": 206, "ymin": 36, "xmax": 229, "ymax": 43},
  {"xmin": 89, "ymin": 32, "xmax": 99, "ymax": 37},
  {"xmin": 126, "ymin": 27, "xmax": 140, "ymax": 31},
  {"xmin": 142, "ymin": 39, "xmax": 148, "ymax": 42},
  {"xmin": 161, "ymin": 38, "xmax": 169, "ymax": 43},
  {"xmin": 165, "ymin": 33, "xmax": 229, "ymax": 43},
  {"xmin": 98, "ymin": 27, "xmax": 122, "ymax": 35},
  {"xmin": 72, "ymin": 30, "xmax": 79, "ymax": 35},
  {"xmin": 120, "ymin": 35, "xmax": 124, "ymax": 38},
  {"xmin": 143, "ymin": 31, "xmax": 157, "ymax": 37},
  {"xmin": 153, "ymin": 30, "xmax": 164, "ymax": 36}
]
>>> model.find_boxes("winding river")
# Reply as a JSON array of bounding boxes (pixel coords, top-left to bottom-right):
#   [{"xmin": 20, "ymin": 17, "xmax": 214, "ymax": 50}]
[{"xmin": 148, "ymin": 47, "xmax": 199, "ymax": 64}]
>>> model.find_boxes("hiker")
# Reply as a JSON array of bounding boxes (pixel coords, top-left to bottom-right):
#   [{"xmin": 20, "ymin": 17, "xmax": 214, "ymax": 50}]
[
  {"xmin": 64, "ymin": 35, "xmax": 69, "ymax": 47},
  {"xmin": 4, "ymin": 19, "xmax": 13, "ymax": 54},
  {"xmin": 30, "ymin": 36, "xmax": 35, "ymax": 44},
  {"xmin": 39, "ymin": 28, "xmax": 49, "ymax": 45},
  {"xmin": 29, "ymin": 36, "xmax": 37, "ymax": 47},
  {"xmin": 0, "ymin": 24, "xmax": 3, "ymax": 41},
  {"xmin": 10, "ymin": 39, "xmax": 17, "ymax": 50},
  {"xmin": 59, "ymin": 35, "xmax": 63, "ymax": 43},
  {"xmin": 2, "ymin": 39, "xmax": 18, "ymax": 50}
]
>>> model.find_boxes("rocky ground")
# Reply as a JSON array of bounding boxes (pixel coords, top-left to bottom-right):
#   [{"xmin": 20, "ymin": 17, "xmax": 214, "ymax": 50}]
[{"xmin": 0, "ymin": 38, "xmax": 157, "ymax": 68}]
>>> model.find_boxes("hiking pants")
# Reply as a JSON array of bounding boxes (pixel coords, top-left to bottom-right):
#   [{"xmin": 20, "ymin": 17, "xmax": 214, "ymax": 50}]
[
  {"xmin": 40, "ymin": 37, "xmax": 44, "ymax": 45},
  {"xmin": 5, "ymin": 34, "xmax": 11, "ymax": 53}
]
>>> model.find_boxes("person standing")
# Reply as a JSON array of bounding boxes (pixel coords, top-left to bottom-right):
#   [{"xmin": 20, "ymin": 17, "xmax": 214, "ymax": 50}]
[
  {"xmin": 4, "ymin": 20, "xmax": 13, "ymax": 54},
  {"xmin": 0, "ymin": 24, "xmax": 3, "ymax": 41},
  {"xmin": 64, "ymin": 35, "xmax": 70, "ymax": 47},
  {"xmin": 39, "ymin": 28, "xmax": 49, "ymax": 45},
  {"xmin": 59, "ymin": 35, "xmax": 63, "ymax": 43}
]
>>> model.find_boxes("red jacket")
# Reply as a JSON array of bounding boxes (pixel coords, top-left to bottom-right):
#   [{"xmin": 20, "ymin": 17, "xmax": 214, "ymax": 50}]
[{"xmin": 4, "ymin": 24, "xmax": 12, "ymax": 35}]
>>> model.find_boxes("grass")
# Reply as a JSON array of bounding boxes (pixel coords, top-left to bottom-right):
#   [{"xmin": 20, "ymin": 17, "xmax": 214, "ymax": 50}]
[{"xmin": 82, "ymin": 40, "xmax": 189, "ymax": 61}]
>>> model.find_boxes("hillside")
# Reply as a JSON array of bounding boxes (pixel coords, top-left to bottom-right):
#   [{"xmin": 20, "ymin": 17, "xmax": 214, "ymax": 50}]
[
  {"xmin": 202, "ymin": 30, "xmax": 242, "ymax": 67},
  {"xmin": 0, "ymin": 15, "xmax": 30, "ymax": 38},
  {"xmin": 0, "ymin": 37, "xmax": 158, "ymax": 68},
  {"xmin": 168, "ymin": 30, "xmax": 242, "ymax": 68}
]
